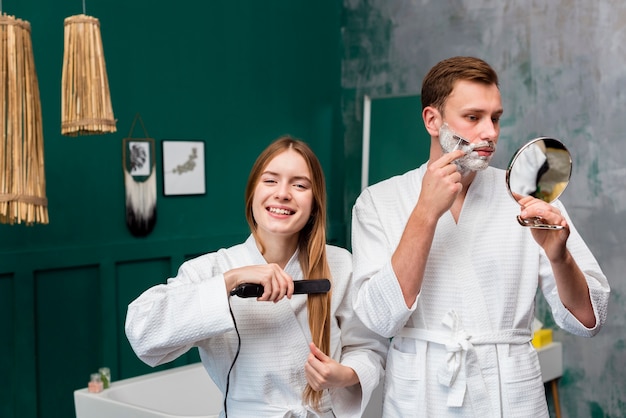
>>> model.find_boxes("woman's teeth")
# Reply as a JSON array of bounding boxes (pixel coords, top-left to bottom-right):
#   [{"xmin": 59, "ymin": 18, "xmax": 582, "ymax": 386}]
[{"xmin": 269, "ymin": 207, "xmax": 293, "ymax": 215}]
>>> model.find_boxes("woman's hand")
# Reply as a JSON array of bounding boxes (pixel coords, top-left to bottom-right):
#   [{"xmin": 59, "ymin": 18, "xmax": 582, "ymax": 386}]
[
  {"xmin": 304, "ymin": 342, "xmax": 359, "ymax": 391},
  {"xmin": 224, "ymin": 264, "xmax": 294, "ymax": 302}
]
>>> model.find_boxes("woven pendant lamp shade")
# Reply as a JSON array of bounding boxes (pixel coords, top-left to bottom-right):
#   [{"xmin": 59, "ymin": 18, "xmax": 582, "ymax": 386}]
[
  {"xmin": 61, "ymin": 14, "xmax": 116, "ymax": 136},
  {"xmin": 0, "ymin": 14, "xmax": 48, "ymax": 225}
]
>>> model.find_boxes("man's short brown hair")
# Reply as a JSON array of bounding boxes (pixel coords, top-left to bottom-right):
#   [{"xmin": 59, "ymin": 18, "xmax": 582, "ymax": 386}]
[{"xmin": 421, "ymin": 56, "xmax": 499, "ymax": 112}]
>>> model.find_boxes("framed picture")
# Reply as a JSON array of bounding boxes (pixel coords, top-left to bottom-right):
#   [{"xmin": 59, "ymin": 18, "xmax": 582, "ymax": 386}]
[
  {"xmin": 162, "ymin": 140, "xmax": 206, "ymax": 196},
  {"xmin": 123, "ymin": 137, "xmax": 155, "ymax": 177}
]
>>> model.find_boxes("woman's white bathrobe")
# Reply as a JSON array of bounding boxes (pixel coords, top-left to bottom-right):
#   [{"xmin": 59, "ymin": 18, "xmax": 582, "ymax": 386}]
[
  {"xmin": 125, "ymin": 236, "xmax": 388, "ymax": 418},
  {"xmin": 351, "ymin": 164, "xmax": 610, "ymax": 417}
]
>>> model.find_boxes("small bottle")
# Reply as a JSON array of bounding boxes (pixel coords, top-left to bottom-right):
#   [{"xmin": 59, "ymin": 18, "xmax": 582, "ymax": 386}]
[
  {"xmin": 88, "ymin": 373, "xmax": 103, "ymax": 393},
  {"xmin": 99, "ymin": 367, "xmax": 111, "ymax": 389}
]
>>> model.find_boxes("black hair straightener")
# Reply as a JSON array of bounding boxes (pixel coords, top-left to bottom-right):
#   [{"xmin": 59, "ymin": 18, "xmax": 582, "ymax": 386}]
[{"xmin": 230, "ymin": 279, "xmax": 331, "ymax": 298}]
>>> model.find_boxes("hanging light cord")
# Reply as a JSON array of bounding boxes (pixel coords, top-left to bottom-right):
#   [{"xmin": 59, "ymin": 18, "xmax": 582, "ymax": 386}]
[
  {"xmin": 82, "ymin": 0, "xmax": 86, "ymax": 14},
  {"xmin": 224, "ymin": 298, "xmax": 241, "ymax": 418}
]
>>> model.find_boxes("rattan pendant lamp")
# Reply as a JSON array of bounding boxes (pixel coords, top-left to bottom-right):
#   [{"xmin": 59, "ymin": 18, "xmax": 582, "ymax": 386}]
[
  {"xmin": 0, "ymin": 8, "xmax": 49, "ymax": 225},
  {"xmin": 61, "ymin": 1, "xmax": 116, "ymax": 136}
]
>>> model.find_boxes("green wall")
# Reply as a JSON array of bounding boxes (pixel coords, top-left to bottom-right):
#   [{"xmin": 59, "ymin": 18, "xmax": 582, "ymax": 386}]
[
  {"xmin": 0, "ymin": 1, "xmax": 344, "ymax": 417},
  {"xmin": 367, "ymin": 94, "xmax": 430, "ymax": 186}
]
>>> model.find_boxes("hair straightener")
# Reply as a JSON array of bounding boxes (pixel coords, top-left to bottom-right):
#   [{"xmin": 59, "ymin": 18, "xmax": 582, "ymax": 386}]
[{"xmin": 230, "ymin": 279, "xmax": 331, "ymax": 298}]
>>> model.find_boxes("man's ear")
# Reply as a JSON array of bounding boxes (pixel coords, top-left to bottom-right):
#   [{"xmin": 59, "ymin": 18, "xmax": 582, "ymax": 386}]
[{"xmin": 423, "ymin": 106, "xmax": 441, "ymax": 137}]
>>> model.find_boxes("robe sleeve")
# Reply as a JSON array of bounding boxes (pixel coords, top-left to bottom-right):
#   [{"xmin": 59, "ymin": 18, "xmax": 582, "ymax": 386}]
[
  {"xmin": 325, "ymin": 246, "xmax": 389, "ymax": 418},
  {"xmin": 538, "ymin": 200, "xmax": 610, "ymax": 337},
  {"xmin": 351, "ymin": 188, "xmax": 416, "ymax": 339},
  {"xmin": 125, "ymin": 255, "xmax": 234, "ymax": 367}
]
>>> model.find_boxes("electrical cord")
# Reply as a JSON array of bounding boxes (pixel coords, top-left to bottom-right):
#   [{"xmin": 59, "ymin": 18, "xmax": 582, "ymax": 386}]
[
  {"xmin": 223, "ymin": 297, "xmax": 241, "ymax": 418},
  {"xmin": 222, "ymin": 280, "xmax": 329, "ymax": 416}
]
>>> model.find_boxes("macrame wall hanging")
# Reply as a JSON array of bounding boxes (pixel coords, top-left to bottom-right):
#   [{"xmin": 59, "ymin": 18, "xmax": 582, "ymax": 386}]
[
  {"xmin": 0, "ymin": 12, "xmax": 49, "ymax": 225},
  {"xmin": 122, "ymin": 114, "xmax": 157, "ymax": 237},
  {"xmin": 61, "ymin": 3, "xmax": 116, "ymax": 136}
]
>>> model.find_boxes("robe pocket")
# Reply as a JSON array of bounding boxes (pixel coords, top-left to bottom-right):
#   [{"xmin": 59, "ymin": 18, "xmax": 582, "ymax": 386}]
[
  {"xmin": 501, "ymin": 344, "xmax": 549, "ymax": 417},
  {"xmin": 382, "ymin": 339, "xmax": 425, "ymax": 417}
]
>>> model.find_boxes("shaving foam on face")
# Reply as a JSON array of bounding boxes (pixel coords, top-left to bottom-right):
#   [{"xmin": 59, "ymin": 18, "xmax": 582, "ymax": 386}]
[
  {"xmin": 439, "ymin": 123, "xmax": 494, "ymax": 175},
  {"xmin": 441, "ymin": 123, "xmax": 472, "ymax": 154}
]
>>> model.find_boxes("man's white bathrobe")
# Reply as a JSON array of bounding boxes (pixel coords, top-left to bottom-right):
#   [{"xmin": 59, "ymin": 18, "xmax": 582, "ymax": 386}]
[
  {"xmin": 352, "ymin": 164, "xmax": 610, "ymax": 417},
  {"xmin": 126, "ymin": 236, "xmax": 388, "ymax": 418}
]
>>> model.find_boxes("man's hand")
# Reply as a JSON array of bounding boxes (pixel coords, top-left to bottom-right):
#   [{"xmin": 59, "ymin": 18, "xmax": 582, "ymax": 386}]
[
  {"xmin": 514, "ymin": 192, "xmax": 570, "ymax": 261},
  {"xmin": 419, "ymin": 149, "xmax": 466, "ymax": 220}
]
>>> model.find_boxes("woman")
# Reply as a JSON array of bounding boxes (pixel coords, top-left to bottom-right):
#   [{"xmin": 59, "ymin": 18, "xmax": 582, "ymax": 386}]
[{"xmin": 125, "ymin": 136, "xmax": 388, "ymax": 417}]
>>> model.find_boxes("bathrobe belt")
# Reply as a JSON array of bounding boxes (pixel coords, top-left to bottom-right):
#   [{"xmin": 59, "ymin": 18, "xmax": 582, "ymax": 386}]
[
  {"xmin": 226, "ymin": 399, "xmax": 333, "ymax": 418},
  {"xmin": 396, "ymin": 310, "xmax": 532, "ymax": 412}
]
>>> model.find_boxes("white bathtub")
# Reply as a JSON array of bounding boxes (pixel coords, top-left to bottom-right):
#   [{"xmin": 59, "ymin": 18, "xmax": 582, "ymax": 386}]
[
  {"xmin": 74, "ymin": 361, "xmax": 384, "ymax": 418},
  {"xmin": 74, "ymin": 343, "xmax": 557, "ymax": 417},
  {"xmin": 74, "ymin": 363, "xmax": 222, "ymax": 418}
]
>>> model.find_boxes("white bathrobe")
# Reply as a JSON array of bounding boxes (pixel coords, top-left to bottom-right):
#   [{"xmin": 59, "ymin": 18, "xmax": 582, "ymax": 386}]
[
  {"xmin": 126, "ymin": 236, "xmax": 388, "ymax": 418},
  {"xmin": 352, "ymin": 164, "xmax": 610, "ymax": 417}
]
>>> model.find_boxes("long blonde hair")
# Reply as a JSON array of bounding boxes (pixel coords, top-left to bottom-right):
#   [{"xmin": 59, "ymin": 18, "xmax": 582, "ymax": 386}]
[{"xmin": 244, "ymin": 135, "xmax": 332, "ymax": 410}]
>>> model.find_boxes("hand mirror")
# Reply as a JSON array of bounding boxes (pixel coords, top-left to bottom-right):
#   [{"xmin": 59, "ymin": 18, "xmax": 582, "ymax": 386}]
[{"xmin": 505, "ymin": 137, "xmax": 572, "ymax": 230}]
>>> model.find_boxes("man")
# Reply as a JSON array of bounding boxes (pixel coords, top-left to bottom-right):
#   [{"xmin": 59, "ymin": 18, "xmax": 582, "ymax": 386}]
[{"xmin": 351, "ymin": 56, "xmax": 610, "ymax": 416}]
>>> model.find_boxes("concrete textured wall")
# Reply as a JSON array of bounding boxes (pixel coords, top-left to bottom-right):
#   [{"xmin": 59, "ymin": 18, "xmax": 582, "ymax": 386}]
[{"xmin": 341, "ymin": 1, "xmax": 625, "ymax": 416}]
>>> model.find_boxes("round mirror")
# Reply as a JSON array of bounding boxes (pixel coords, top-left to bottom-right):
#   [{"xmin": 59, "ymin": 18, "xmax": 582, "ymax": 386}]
[{"xmin": 505, "ymin": 137, "xmax": 572, "ymax": 230}]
